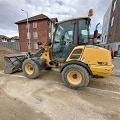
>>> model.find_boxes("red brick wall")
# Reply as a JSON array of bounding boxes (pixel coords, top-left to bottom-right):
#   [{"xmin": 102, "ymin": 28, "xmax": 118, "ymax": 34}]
[
  {"xmin": 18, "ymin": 19, "xmax": 49, "ymax": 52},
  {"xmin": 107, "ymin": 0, "xmax": 120, "ymax": 43},
  {"xmin": 115, "ymin": 6, "xmax": 120, "ymax": 42}
]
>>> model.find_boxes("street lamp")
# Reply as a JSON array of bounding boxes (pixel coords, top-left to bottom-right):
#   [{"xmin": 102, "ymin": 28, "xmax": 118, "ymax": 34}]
[{"xmin": 21, "ymin": 9, "xmax": 31, "ymax": 51}]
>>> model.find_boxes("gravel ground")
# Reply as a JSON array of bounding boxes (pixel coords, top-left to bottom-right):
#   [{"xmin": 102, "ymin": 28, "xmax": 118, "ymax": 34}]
[{"xmin": 0, "ymin": 70, "xmax": 120, "ymax": 120}]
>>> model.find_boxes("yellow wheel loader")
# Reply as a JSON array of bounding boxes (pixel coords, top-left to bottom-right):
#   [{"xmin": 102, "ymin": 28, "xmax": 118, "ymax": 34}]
[{"xmin": 4, "ymin": 10, "xmax": 114, "ymax": 89}]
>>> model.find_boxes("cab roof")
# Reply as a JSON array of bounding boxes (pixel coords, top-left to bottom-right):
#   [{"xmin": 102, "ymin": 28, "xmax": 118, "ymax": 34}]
[{"xmin": 56, "ymin": 16, "xmax": 90, "ymax": 24}]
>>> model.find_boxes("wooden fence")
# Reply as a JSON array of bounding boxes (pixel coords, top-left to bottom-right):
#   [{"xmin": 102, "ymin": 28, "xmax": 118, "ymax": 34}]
[{"xmin": 0, "ymin": 42, "xmax": 21, "ymax": 51}]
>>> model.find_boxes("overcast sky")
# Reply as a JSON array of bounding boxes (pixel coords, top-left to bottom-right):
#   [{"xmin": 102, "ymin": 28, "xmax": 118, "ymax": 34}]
[{"xmin": 0, "ymin": 0, "xmax": 112, "ymax": 37}]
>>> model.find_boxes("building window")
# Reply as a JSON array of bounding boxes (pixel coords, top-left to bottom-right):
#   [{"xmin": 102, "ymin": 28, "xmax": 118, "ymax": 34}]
[
  {"xmin": 111, "ymin": 17, "xmax": 114, "ymax": 26},
  {"xmin": 49, "ymin": 22, "xmax": 51, "ymax": 28},
  {"xmin": 33, "ymin": 22, "xmax": 37, "ymax": 28},
  {"xmin": 28, "ymin": 43, "xmax": 31, "ymax": 49},
  {"xmin": 118, "ymin": 45, "xmax": 120, "ymax": 54},
  {"xmin": 105, "ymin": 35, "xmax": 107, "ymax": 43},
  {"xmin": 34, "ymin": 42, "xmax": 38, "ymax": 49},
  {"xmin": 107, "ymin": 23, "xmax": 109, "ymax": 30},
  {"xmin": 27, "ymin": 32, "xmax": 31, "ymax": 39},
  {"xmin": 103, "ymin": 27, "xmax": 105, "ymax": 34},
  {"xmin": 2, "ymin": 38, "xmax": 7, "ymax": 42},
  {"xmin": 113, "ymin": 0, "xmax": 117, "ymax": 11},
  {"xmin": 102, "ymin": 36, "xmax": 104, "ymax": 43},
  {"xmin": 102, "ymin": 37, "xmax": 103, "ymax": 42},
  {"xmin": 33, "ymin": 32, "xmax": 38, "ymax": 39},
  {"xmin": 26, "ymin": 23, "xmax": 30, "ymax": 29}
]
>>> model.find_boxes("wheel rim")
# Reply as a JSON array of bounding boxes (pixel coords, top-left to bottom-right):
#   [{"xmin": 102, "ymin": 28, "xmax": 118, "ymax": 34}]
[
  {"xmin": 67, "ymin": 70, "xmax": 82, "ymax": 85},
  {"xmin": 25, "ymin": 63, "xmax": 34, "ymax": 75}
]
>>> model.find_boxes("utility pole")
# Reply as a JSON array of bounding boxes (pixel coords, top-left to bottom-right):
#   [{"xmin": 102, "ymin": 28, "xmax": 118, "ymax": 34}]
[{"xmin": 21, "ymin": 9, "xmax": 31, "ymax": 51}]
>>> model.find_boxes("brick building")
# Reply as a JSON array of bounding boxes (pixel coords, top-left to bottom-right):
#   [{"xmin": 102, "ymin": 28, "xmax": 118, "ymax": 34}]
[
  {"xmin": 9, "ymin": 36, "xmax": 19, "ymax": 42},
  {"xmin": 15, "ymin": 14, "xmax": 58, "ymax": 52},
  {"xmin": 0, "ymin": 35, "xmax": 9, "ymax": 42},
  {"xmin": 101, "ymin": 3, "xmax": 112, "ymax": 44},
  {"xmin": 108, "ymin": 0, "xmax": 120, "ymax": 43},
  {"xmin": 101, "ymin": 0, "xmax": 120, "ymax": 56}
]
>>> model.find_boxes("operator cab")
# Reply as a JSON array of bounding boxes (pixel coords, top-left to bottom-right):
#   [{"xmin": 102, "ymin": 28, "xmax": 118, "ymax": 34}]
[{"xmin": 52, "ymin": 17, "xmax": 91, "ymax": 61}]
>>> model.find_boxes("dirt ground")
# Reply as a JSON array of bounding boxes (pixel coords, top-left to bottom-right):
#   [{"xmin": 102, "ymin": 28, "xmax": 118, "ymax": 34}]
[
  {"xmin": 0, "ymin": 70, "xmax": 120, "ymax": 120},
  {"xmin": 0, "ymin": 47, "xmax": 19, "ymax": 70},
  {"xmin": 0, "ymin": 47, "xmax": 120, "ymax": 120}
]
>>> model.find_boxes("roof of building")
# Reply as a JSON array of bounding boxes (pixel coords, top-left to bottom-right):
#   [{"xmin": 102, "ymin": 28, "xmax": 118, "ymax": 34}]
[
  {"xmin": 50, "ymin": 18, "xmax": 58, "ymax": 23},
  {"xmin": 15, "ymin": 14, "xmax": 49, "ymax": 24},
  {"xmin": 0, "ymin": 35, "xmax": 19, "ymax": 41},
  {"xmin": 10, "ymin": 36, "xmax": 19, "ymax": 40},
  {"xmin": 0, "ymin": 35, "xmax": 9, "ymax": 39},
  {"xmin": 14, "ymin": 36, "xmax": 19, "ymax": 40},
  {"xmin": 89, "ymin": 33, "xmax": 101, "ymax": 39}
]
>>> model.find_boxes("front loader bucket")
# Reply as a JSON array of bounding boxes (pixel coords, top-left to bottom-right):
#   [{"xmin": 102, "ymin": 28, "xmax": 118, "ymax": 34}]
[
  {"xmin": 4, "ymin": 62, "xmax": 16, "ymax": 74},
  {"xmin": 4, "ymin": 54, "xmax": 26, "ymax": 74}
]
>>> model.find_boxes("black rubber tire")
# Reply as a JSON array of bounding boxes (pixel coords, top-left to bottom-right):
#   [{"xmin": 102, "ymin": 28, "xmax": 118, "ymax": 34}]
[
  {"xmin": 22, "ymin": 59, "xmax": 40, "ymax": 79},
  {"xmin": 62, "ymin": 64, "xmax": 90, "ymax": 90}
]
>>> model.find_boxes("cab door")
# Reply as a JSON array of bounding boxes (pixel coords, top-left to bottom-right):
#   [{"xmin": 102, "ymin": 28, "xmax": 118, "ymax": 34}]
[{"xmin": 52, "ymin": 21, "xmax": 74, "ymax": 61}]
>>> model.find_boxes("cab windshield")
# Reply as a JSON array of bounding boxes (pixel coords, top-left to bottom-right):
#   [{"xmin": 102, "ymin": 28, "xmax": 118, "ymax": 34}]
[
  {"xmin": 78, "ymin": 19, "xmax": 90, "ymax": 44},
  {"xmin": 52, "ymin": 18, "xmax": 90, "ymax": 61}
]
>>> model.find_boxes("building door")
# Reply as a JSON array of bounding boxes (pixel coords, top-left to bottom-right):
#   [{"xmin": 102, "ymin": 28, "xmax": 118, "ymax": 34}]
[{"xmin": 118, "ymin": 45, "xmax": 120, "ymax": 55}]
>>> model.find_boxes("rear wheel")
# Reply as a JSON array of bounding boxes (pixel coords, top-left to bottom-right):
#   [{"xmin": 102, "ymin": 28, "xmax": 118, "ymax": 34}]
[
  {"xmin": 22, "ymin": 59, "xmax": 40, "ymax": 79},
  {"xmin": 62, "ymin": 64, "xmax": 90, "ymax": 89}
]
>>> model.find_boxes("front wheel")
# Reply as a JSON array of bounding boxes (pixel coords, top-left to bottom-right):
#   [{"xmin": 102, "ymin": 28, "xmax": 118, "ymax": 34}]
[
  {"xmin": 62, "ymin": 64, "xmax": 90, "ymax": 90},
  {"xmin": 22, "ymin": 59, "xmax": 40, "ymax": 79}
]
